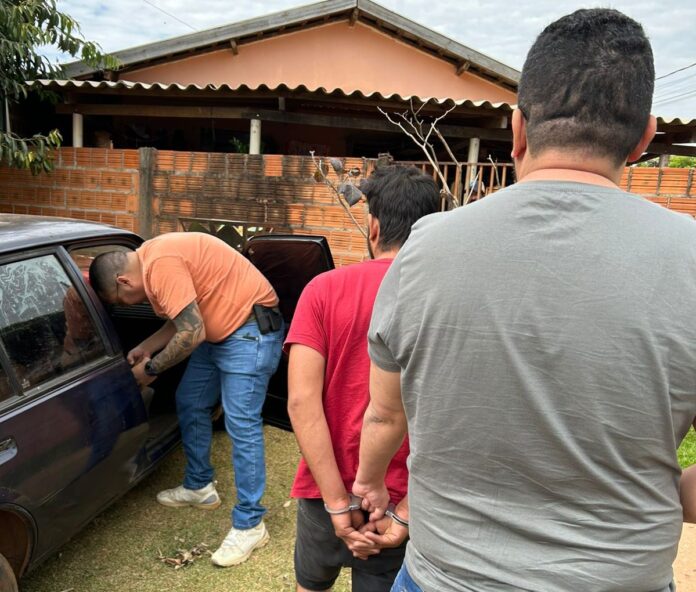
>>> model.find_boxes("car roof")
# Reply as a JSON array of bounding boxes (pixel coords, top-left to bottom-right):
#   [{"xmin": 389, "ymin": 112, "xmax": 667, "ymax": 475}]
[{"xmin": 0, "ymin": 214, "xmax": 138, "ymax": 254}]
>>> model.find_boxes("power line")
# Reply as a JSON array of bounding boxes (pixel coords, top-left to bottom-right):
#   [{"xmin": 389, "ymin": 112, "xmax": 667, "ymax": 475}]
[
  {"xmin": 654, "ymin": 90, "xmax": 696, "ymax": 105},
  {"xmin": 654, "ymin": 86, "xmax": 696, "ymax": 102},
  {"xmin": 654, "ymin": 82, "xmax": 696, "ymax": 102},
  {"xmin": 142, "ymin": 0, "xmax": 197, "ymax": 31},
  {"xmin": 654, "ymin": 71, "xmax": 696, "ymax": 94},
  {"xmin": 653, "ymin": 89, "xmax": 696, "ymax": 107},
  {"xmin": 656, "ymin": 61, "xmax": 696, "ymax": 81}
]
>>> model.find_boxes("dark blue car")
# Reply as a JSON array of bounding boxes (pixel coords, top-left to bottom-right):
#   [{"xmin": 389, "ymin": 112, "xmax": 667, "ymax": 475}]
[{"xmin": 0, "ymin": 215, "xmax": 333, "ymax": 590}]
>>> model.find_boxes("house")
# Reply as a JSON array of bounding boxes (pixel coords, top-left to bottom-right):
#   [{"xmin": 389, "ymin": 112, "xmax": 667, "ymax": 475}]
[
  {"xmin": 31, "ymin": 0, "xmax": 518, "ymax": 165},
  {"xmin": 1, "ymin": 0, "xmax": 695, "ymax": 265}
]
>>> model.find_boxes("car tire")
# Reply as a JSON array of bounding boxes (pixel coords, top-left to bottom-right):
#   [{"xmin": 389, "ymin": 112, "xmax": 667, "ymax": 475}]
[{"xmin": 0, "ymin": 552, "xmax": 18, "ymax": 592}]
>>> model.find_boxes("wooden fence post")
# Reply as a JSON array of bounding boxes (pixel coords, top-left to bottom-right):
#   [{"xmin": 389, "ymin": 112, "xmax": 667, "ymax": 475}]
[{"xmin": 138, "ymin": 147, "xmax": 156, "ymax": 238}]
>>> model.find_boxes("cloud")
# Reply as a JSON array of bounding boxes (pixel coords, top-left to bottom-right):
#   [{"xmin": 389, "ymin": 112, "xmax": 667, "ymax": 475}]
[{"xmin": 53, "ymin": 0, "xmax": 696, "ymax": 118}]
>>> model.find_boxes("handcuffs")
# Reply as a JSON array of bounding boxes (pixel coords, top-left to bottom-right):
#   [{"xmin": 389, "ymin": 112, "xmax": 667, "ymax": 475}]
[
  {"xmin": 323, "ymin": 494, "xmax": 363, "ymax": 515},
  {"xmin": 324, "ymin": 495, "xmax": 409, "ymax": 527},
  {"xmin": 385, "ymin": 503, "xmax": 409, "ymax": 528}
]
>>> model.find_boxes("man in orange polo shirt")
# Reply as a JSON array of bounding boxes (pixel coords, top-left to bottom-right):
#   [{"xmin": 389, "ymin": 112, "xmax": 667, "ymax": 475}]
[{"xmin": 89, "ymin": 232, "xmax": 283, "ymax": 567}]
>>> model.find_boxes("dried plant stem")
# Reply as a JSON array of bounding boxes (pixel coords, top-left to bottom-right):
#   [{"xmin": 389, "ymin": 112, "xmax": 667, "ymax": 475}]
[
  {"xmin": 310, "ymin": 152, "xmax": 368, "ymax": 239},
  {"xmin": 378, "ymin": 106, "xmax": 458, "ymax": 207}
]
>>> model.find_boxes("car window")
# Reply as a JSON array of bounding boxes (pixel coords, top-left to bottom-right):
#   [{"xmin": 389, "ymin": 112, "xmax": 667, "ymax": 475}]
[
  {"xmin": 0, "ymin": 254, "xmax": 107, "ymax": 391},
  {"xmin": 70, "ymin": 244, "xmax": 133, "ymax": 278},
  {"xmin": 0, "ymin": 364, "xmax": 12, "ymax": 402}
]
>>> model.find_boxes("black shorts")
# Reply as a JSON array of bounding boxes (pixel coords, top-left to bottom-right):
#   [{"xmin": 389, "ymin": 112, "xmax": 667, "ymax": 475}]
[{"xmin": 294, "ymin": 498, "xmax": 407, "ymax": 592}]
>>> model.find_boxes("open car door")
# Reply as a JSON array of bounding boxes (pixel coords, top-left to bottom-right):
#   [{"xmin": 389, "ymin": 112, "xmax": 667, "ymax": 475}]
[{"xmin": 244, "ymin": 234, "xmax": 334, "ymax": 430}]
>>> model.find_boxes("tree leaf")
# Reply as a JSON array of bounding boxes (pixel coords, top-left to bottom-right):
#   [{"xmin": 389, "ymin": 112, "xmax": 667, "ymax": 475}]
[
  {"xmin": 0, "ymin": 0, "xmax": 118, "ymax": 174},
  {"xmin": 339, "ymin": 182, "xmax": 363, "ymax": 206},
  {"xmin": 329, "ymin": 158, "xmax": 344, "ymax": 175}
]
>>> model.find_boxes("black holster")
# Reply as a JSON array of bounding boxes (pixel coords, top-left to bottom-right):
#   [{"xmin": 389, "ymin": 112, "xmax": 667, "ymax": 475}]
[{"xmin": 252, "ymin": 304, "xmax": 283, "ymax": 334}]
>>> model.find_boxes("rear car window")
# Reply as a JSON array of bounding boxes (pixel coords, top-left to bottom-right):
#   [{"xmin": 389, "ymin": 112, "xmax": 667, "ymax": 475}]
[
  {"xmin": 0, "ymin": 364, "xmax": 12, "ymax": 402},
  {"xmin": 0, "ymin": 254, "xmax": 107, "ymax": 391},
  {"xmin": 70, "ymin": 244, "xmax": 132, "ymax": 277}
]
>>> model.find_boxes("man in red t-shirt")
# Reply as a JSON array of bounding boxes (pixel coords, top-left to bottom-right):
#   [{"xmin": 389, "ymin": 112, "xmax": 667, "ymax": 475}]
[{"xmin": 285, "ymin": 165, "xmax": 439, "ymax": 592}]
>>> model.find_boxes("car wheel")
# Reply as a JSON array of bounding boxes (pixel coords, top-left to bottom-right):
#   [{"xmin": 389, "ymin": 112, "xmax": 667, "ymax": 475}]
[{"xmin": 0, "ymin": 552, "xmax": 18, "ymax": 592}]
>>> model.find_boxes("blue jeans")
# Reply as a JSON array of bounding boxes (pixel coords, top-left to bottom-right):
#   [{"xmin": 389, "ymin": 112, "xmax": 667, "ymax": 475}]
[
  {"xmin": 175, "ymin": 318, "xmax": 283, "ymax": 529},
  {"xmin": 391, "ymin": 565, "xmax": 423, "ymax": 592}
]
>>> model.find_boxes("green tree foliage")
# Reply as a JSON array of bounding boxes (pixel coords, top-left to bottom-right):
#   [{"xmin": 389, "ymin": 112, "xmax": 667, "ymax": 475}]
[
  {"xmin": 668, "ymin": 155, "xmax": 696, "ymax": 168},
  {"xmin": 0, "ymin": 0, "xmax": 118, "ymax": 174},
  {"xmin": 636, "ymin": 155, "xmax": 696, "ymax": 168}
]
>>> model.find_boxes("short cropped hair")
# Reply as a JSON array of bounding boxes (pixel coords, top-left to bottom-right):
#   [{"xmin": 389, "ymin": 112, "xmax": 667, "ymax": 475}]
[
  {"xmin": 518, "ymin": 8, "xmax": 654, "ymax": 165},
  {"xmin": 89, "ymin": 251, "xmax": 128, "ymax": 300},
  {"xmin": 360, "ymin": 165, "xmax": 440, "ymax": 250}
]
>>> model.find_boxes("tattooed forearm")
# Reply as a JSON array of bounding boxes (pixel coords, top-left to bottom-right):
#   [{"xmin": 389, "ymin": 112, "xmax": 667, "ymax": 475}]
[{"xmin": 149, "ymin": 300, "xmax": 206, "ymax": 373}]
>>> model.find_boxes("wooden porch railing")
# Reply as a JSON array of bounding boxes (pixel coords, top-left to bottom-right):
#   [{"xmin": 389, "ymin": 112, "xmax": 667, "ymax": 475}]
[{"xmin": 398, "ymin": 160, "xmax": 515, "ymax": 206}]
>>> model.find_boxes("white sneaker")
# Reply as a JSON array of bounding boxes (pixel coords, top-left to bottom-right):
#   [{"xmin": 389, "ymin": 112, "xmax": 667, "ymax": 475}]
[
  {"xmin": 211, "ymin": 522, "xmax": 270, "ymax": 567},
  {"xmin": 156, "ymin": 482, "xmax": 221, "ymax": 510}
]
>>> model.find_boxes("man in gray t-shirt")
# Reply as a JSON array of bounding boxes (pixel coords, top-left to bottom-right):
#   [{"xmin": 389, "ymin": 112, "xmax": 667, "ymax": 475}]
[{"xmin": 353, "ymin": 9, "xmax": 696, "ymax": 592}]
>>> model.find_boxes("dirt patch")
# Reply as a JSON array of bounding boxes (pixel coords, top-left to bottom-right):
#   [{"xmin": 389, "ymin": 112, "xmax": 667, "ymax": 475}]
[{"xmin": 675, "ymin": 523, "xmax": 696, "ymax": 591}]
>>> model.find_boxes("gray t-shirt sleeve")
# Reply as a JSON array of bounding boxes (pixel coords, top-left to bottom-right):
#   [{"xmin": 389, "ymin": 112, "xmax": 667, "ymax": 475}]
[{"xmin": 368, "ymin": 256, "xmax": 401, "ymax": 372}]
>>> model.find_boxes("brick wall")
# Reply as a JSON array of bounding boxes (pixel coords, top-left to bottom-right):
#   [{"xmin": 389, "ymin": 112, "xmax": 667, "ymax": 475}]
[
  {"xmin": 149, "ymin": 151, "xmax": 371, "ymax": 266},
  {"xmin": 0, "ymin": 148, "xmax": 694, "ymax": 266},
  {"xmin": 0, "ymin": 148, "xmax": 140, "ymax": 232},
  {"xmin": 619, "ymin": 167, "xmax": 695, "ymax": 216}
]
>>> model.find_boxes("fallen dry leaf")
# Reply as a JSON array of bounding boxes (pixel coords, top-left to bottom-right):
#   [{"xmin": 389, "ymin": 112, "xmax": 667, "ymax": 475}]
[{"xmin": 157, "ymin": 542, "xmax": 210, "ymax": 570}]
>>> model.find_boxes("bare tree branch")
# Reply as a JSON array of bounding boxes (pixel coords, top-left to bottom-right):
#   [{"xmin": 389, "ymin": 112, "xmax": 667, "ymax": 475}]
[
  {"xmin": 378, "ymin": 106, "xmax": 456, "ymax": 205},
  {"xmin": 310, "ymin": 151, "xmax": 368, "ymax": 239},
  {"xmin": 433, "ymin": 128, "xmax": 461, "ymax": 207},
  {"xmin": 410, "ymin": 97, "xmax": 427, "ymax": 118},
  {"xmin": 488, "ymin": 155, "xmax": 501, "ymax": 187}
]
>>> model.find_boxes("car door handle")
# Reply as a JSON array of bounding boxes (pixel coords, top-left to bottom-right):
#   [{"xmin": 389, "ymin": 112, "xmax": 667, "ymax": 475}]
[{"xmin": 0, "ymin": 437, "xmax": 17, "ymax": 465}]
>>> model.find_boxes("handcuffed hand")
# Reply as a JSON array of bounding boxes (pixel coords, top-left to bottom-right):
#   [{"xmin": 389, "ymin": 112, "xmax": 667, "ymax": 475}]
[
  {"xmin": 330, "ymin": 510, "xmax": 379, "ymax": 560},
  {"xmin": 352, "ymin": 479, "xmax": 390, "ymax": 522},
  {"xmin": 360, "ymin": 514, "xmax": 409, "ymax": 549}
]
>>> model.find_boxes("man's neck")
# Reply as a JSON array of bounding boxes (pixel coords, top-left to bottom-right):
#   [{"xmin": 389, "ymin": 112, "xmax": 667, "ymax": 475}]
[
  {"xmin": 372, "ymin": 247, "xmax": 399, "ymax": 260},
  {"xmin": 126, "ymin": 250, "xmax": 142, "ymax": 275},
  {"xmin": 516, "ymin": 152, "xmax": 625, "ymax": 189}
]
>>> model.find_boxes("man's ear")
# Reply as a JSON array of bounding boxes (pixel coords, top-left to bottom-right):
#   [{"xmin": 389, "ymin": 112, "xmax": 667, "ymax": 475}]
[
  {"xmin": 511, "ymin": 108, "xmax": 528, "ymax": 160},
  {"xmin": 627, "ymin": 115, "xmax": 657, "ymax": 163},
  {"xmin": 368, "ymin": 213, "xmax": 380, "ymax": 244},
  {"xmin": 116, "ymin": 274, "xmax": 131, "ymax": 287}
]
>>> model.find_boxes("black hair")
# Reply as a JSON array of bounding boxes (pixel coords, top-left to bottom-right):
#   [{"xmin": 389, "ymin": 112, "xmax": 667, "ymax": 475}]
[
  {"xmin": 518, "ymin": 8, "xmax": 654, "ymax": 165},
  {"xmin": 360, "ymin": 165, "xmax": 440, "ymax": 250},
  {"xmin": 89, "ymin": 251, "xmax": 128, "ymax": 300}
]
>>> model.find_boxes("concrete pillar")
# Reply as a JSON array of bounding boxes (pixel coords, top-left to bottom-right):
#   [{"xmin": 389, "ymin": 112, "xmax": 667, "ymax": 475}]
[
  {"xmin": 465, "ymin": 137, "xmax": 481, "ymax": 192},
  {"xmin": 72, "ymin": 112, "xmax": 84, "ymax": 148},
  {"xmin": 249, "ymin": 118, "xmax": 261, "ymax": 155},
  {"xmin": 658, "ymin": 153, "xmax": 670, "ymax": 168}
]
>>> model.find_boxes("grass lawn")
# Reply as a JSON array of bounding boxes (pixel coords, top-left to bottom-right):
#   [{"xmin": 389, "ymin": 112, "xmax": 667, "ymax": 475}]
[
  {"xmin": 679, "ymin": 427, "xmax": 696, "ymax": 468},
  {"xmin": 22, "ymin": 426, "xmax": 350, "ymax": 592},
  {"xmin": 21, "ymin": 426, "xmax": 696, "ymax": 592}
]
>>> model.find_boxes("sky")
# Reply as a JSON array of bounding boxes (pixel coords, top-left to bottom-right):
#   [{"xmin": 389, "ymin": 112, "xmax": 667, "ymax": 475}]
[{"xmin": 52, "ymin": 0, "xmax": 696, "ymax": 119}]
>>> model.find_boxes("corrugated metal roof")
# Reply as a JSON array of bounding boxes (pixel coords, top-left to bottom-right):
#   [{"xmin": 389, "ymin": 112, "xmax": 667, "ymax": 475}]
[
  {"xmin": 27, "ymin": 80, "xmax": 696, "ymax": 127},
  {"xmin": 656, "ymin": 116, "xmax": 696, "ymax": 126},
  {"xmin": 27, "ymin": 79, "xmax": 516, "ymax": 111}
]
